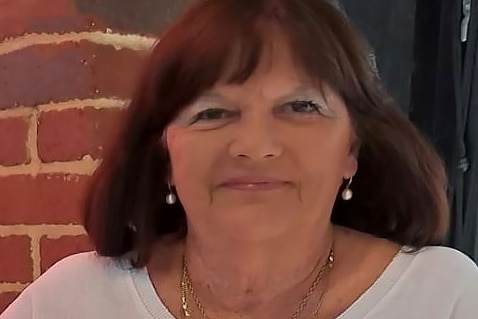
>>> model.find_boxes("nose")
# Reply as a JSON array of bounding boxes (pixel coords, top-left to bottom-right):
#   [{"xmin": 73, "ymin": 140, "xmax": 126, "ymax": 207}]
[{"xmin": 228, "ymin": 114, "xmax": 283, "ymax": 161}]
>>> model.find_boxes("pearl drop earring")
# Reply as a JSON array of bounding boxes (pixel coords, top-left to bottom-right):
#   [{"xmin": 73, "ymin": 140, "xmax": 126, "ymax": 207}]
[
  {"xmin": 166, "ymin": 182, "xmax": 177, "ymax": 205},
  {"xmin": 341, "ymin": 177, "xmax": 353, "ymax": 201}
]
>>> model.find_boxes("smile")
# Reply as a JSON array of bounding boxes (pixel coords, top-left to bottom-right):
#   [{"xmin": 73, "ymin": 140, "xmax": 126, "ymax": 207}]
[{"xmin": 221, "ymin": 181, "xmax": 288, "ymax": 191}]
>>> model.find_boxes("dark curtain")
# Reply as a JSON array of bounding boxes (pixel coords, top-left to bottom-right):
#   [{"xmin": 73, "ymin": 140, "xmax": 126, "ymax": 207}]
[
  {"xmin": 410, "ymin": 0, "xmax": 478, "ymax": 262},
  {"xmin": 339, "ymin": 0, "xmax": 416, "ymax": 113},
  {"xmin": 459, "ymin": 0, "xmax": 478, "ymax": 261}
]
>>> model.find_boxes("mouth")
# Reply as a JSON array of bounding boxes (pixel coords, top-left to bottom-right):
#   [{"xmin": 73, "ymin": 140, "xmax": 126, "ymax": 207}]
[{"xmin": 220, "ymin": 176, "xmax": 289, "ymax": 191}]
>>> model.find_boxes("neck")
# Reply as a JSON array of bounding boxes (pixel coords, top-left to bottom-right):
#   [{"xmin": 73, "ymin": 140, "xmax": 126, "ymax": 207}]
[{"xmin": 184, "ymin": 223, "xmax": 335, "ymax": 315}]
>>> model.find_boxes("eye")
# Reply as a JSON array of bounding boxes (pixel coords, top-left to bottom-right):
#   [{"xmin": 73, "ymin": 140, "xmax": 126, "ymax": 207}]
[
  {"xmin": 281, "ymin": 100, "xmax": 324, "ymax": 114},
  {"xmin": 190, "ymin": 108, "xmax": 237, "ymax": 124}
]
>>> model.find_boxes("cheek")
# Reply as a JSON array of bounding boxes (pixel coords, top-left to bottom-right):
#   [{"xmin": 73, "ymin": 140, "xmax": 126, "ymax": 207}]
[
  {"xmin": 291, "ymin": 128, "xmax": 353, "ymax": 189},
  {"xmin": 166, "ymin": 130, "xmax": 183, "ymax": 170},
  {"xmin": 166, "ymin": 128, "xmax": 197, "ymax": 184},
  {"xmin": 297, "ymin": 132, "xmax": 350, "ymax": 166},
  {"xmin": 166, "ymin": 128, "xmax": 217, "ymax": 191},
  {"xmin": 166, "ymin": 130, "xmax": 227, "ymax": 215}
]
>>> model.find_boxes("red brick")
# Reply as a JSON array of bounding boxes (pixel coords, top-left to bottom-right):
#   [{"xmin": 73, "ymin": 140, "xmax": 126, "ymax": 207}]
[
  {"xmin": 38, "ymin": 107, "xmax": 123, "ymax": 162},
  {"xmin": 0, "ymin": 43, "xmax": 91, "ymax": 110},
  {"xmin": 0, "ymin": 0, "xmax": 195, "ymax": 40},
  {"xmin": 0, "ymin": 42, "xmax": 145, "ymax": 110},
  {"xmin": 82, "ymin": 41, "xmax": 147, "ymax": 100},
  {"xmin": 0, "ymin": 0, "xmax": 105, "ymax": 40},
  {"xmin": 0, "ymin": 117, "xmax": 30, "ymax": 166},
  {"xmin": 0, "ymin": 174, "xmax": 90, "ymax": 224},
  {"xmin": 40, "ymin": 235, "xmax": 93, "ymax": 273},
  {"xmin": 0, "ymin": 236, "xmax": 33, "ymax": 283},
  {"xmin": 0, "ymin": 291, "xmax": 21, "ymax": 314}
]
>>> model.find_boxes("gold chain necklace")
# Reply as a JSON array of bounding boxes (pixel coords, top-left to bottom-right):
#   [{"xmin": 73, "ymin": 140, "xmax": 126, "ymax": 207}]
[{"xmin": 180, "ymin": 247, "xmax": 335, "ymax": 319}]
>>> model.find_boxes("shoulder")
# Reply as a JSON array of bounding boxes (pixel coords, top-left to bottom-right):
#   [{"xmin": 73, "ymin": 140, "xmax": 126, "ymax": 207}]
[
  {"xmin": 408, "ymin": 246, "xmax": 478, "ymax": 316},
  {"xmin": 51, "ymin": 251, "xmax": 132, "ymax": 272},
  {"xmin": 27, "ymin": 251, "xmax": 134, "ymax": 295},
  {"xmin": 403, "ymin": 246, "xmax": 478, "ymax": 290},
  {"xmin": 1, "ymin": 252, "xmax": 137, "ymax": 318},
  {"xmin": 42, "ymin": 251, "xmax": 128, "ymax": 278},
  {"xmin": 408, "ymin": 246, "xmax": 477, "ymax": 273}
]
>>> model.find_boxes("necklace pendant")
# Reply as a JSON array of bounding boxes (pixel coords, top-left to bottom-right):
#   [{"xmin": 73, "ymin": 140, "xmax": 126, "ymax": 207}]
[
  {"xmin": 182, "ymin": 305, "xmax": 191, "ymax": 317},
  {"xmin": 182, "ymin": 295, "xmax": 191, "ymax": 317}
]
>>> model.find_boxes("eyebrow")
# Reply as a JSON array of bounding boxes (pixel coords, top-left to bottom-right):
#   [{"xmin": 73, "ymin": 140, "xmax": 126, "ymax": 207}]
[
  {"xmin": 195, "ymin": 91, "xmax": 226, "ymax": 101},
  {"xmin": 279, "ymin": 85, "xmax": 326, "ymax": 100},
  {"xmin": 191, "ymin": 85, "xmax": 327, "ymax": 109},
  {"xmin": 204, "ymin": 85, "xmax": 324, "ymax": 100}
]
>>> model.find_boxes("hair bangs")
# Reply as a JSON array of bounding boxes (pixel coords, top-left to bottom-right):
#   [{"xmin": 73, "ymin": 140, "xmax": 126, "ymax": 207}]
[{"xmin": 147, "ymin": 1, "xmax": 268, "ymax": 124}]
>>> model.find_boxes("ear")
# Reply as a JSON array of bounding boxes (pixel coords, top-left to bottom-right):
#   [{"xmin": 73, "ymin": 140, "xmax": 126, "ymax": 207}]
[
  {"xmin": 344, "ymin": 133, "xmax": 360, "ymax": 178},
  {"xmin": 165, "ymin": 162, "xmax": 175, "ymax": 187},
  {"xmin": 160, "ymin": 128, "xmax": 168, "ymax": 148},
  {"xmin": 344, "ymin": 152, "xmax": 358, "ymax": 179},
  {"xmin": 160, "ymin": 128, "xmax": 174, "ymax": 186}
]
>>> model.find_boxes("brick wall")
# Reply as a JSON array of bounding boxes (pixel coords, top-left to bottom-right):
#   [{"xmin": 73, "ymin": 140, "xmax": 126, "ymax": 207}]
[{"xmin": 0, "ymin": 0, "xmax": 195, "ymax": 312}]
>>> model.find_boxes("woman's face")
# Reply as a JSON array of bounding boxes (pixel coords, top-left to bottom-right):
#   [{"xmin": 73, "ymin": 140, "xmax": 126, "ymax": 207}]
[{"xmin": 166, "ymin": 36, "xmax": 357, "ymax": 241}]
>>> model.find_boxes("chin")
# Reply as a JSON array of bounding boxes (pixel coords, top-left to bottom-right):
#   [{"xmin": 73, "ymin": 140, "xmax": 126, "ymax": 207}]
[{"xmin": 211, "ymin": 205, "xmax": 293, "ymax": 240}]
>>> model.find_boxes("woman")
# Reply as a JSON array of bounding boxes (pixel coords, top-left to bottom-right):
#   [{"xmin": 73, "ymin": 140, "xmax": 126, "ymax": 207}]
[{"xmin": 3, "ymin": 0, "xmax": 478, "ymax": 318}]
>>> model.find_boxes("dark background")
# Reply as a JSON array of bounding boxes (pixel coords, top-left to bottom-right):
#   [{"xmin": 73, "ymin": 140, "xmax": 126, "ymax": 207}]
[{"xmin": 340, "ymin": 0, "xmax": 416, "ymax": 113}]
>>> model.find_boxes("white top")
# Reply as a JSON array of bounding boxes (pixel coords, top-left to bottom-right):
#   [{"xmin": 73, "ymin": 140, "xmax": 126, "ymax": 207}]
[{"xmin": 2, "ymin": 246, "xmax": 478, "ymax": 319}]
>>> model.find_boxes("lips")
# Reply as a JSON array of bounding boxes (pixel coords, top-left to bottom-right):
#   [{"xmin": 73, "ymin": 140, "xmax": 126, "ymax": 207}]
[{"xmin": 220, "ymin": 176, "xmax": 289, "ymax": 191}]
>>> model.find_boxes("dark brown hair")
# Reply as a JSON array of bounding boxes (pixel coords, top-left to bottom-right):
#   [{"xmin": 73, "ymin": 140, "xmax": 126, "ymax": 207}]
[{"xmin": 83, "ymin": 0, "xmax": 449, "ymax": 267}]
